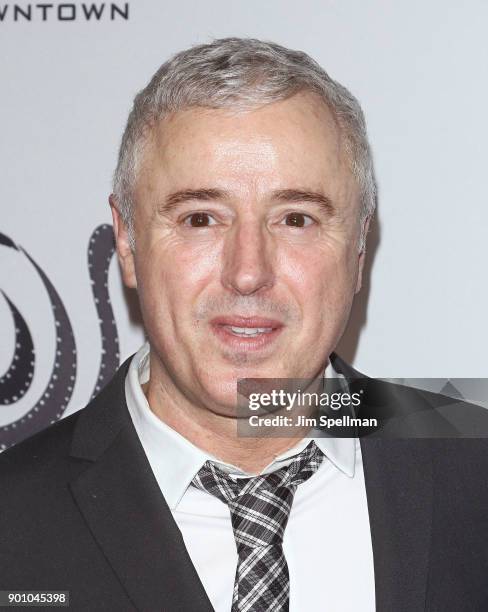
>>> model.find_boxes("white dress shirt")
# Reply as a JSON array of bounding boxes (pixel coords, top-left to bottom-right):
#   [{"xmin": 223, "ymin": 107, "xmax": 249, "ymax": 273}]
[{"xmin": 125, "ymin": 343, "xmax": 376, "ymax": 611}]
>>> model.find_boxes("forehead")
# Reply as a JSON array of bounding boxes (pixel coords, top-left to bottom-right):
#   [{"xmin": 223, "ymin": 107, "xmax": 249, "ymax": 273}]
[{"xmin": 135, "ymin": 92, "xmax": 356, "ymax": 202}]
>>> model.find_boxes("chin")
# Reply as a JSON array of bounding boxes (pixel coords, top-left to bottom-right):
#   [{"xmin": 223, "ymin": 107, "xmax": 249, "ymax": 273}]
[{"xmin": 195, "ymin": 371, "xmax": 251, "ymax": 416}]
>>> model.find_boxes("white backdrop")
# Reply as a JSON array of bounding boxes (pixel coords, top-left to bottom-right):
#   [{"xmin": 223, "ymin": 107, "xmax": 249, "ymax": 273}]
[{"xmin": 1, "ymin": 0, "xmax": 487, "ymax": 443}]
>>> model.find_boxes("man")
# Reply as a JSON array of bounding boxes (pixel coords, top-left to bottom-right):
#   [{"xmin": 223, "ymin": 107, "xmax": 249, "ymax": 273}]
[{"xmin": 1, "ymin": 38, "xmax": 487, "ymax": 612}]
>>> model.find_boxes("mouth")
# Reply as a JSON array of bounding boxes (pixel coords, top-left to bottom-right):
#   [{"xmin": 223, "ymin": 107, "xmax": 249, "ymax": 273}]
[
  {"xmin": 209, "ymin": 315, "xmax": 284, "ymax": 351},
  {"xmin": 222, "ymin": 325, "xmax": 274, "ymax": 337}
]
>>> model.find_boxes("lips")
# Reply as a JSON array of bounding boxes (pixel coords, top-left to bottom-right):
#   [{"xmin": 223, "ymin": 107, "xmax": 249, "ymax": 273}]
[{"xmin": 209, "ymin": 315, "xmax": 284, "ymax": 350}]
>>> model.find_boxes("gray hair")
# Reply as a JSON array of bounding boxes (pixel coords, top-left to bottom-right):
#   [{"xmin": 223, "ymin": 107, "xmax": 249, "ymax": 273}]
[{"xmin": 113, "ymin": 37, "xmax": 376, "ymax": 251}]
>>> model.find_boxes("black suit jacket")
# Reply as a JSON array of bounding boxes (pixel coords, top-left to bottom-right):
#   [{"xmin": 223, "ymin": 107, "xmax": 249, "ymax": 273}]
[{"xmin": 1, "ymin": 354, "xmax": 488, "ymax": 611}]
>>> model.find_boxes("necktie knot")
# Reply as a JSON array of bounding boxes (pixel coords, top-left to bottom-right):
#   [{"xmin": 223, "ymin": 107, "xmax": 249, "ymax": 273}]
[{"xmin": 193, "ymin": 441, "xmax": 324, "ymax": 504}]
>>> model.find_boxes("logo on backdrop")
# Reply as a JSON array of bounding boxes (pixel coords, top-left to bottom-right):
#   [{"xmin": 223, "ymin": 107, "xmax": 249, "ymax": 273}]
[
  {"xmin": 0, "ymin": 225, "xmax": 120, "ymax": 451},
  {"xmin": 0, "ymin": 3, "xmax": 129, "ymax": 22}
]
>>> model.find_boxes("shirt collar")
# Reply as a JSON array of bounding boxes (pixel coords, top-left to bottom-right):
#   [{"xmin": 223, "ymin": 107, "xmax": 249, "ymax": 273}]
[{"xmin": 125, "ymin": 342, "xmax": 356, "ymax": 510}]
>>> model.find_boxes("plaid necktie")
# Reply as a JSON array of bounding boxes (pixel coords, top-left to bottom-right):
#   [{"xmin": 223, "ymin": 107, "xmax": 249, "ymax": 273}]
[{"xmin": 192, "ymin": 441, "xmax": 325, "ymax": 612}]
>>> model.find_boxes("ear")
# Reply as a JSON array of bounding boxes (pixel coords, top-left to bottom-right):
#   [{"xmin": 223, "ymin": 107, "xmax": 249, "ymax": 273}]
[
  {"xmin": 355, "ymin": 215, "xmax": 371, "ymax": 294},
  {"xmin": 109, "ymin": 194, "xmax": 137, "ymax": 289}
]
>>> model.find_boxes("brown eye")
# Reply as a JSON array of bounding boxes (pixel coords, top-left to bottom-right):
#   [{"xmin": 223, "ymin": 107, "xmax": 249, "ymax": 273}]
[
  {"xmin": 185, "ymin": 212, "xmax": 214, "ymax": 227},
  {"xmin": 284, "ymin": 212, "xmax": 312, "ymax": 227}
]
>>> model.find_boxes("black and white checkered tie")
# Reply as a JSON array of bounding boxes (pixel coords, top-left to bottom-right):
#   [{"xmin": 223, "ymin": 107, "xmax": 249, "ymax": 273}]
[{"xmin": 192, "ymin": 441, "xmax": 325, "ymax": 612}]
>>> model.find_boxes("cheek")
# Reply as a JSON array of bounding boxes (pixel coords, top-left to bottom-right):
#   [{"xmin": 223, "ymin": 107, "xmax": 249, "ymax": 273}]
[
  {"xmin": 136, "ymin": 236, "xmax": 221, "ymax": 315},
  {"xmin": 175, "ymin": 240, "xmax": 221, "ymax": 286},
  {"xmin": 279, "ymin": 245, "xmax": 357, "ymax": 322}
]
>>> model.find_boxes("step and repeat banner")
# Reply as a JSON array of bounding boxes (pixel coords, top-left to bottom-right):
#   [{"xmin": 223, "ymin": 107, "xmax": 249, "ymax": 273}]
[{"xmin": 1, "ymin": 0, "xmax": 487, "ymax": 449}]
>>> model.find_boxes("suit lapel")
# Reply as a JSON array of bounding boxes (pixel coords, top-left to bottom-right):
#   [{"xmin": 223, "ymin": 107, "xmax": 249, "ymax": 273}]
[
  {"xmin": 68, "ymin": 358, "xmax": 214, "ymax": 612},
  {"xmin": 332, "ymin": 354, "xmax": 433, "ymax": 611},
  {"xmin": 360, "ymin": 438, "xmax": 433, "ymax": 612}
]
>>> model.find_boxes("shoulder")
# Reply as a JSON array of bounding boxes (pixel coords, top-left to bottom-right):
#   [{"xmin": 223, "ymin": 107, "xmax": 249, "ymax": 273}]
[
  {"xmin": 0, "ymin": 409, "xmax": 97, "ymax": 531},
  {"xmin": 0, "ymin": 354, "xmax": 134, "ymax": 496},
  {"xmin": 0, "ymin": 411, "xmax": 81, "ymax": 487},
  {"xmin": 0, "ymin": 409, "xmax": 89, "ymax": 561},
  {"xmin": 332, "ymin": 353, "xmax": 488, "ymax": 440}
]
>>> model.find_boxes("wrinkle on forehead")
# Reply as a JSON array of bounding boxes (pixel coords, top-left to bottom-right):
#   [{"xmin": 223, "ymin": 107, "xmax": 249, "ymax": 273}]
[{"xmin": 134, "ymin": 92, "xmax": 357, "ymax": 214}]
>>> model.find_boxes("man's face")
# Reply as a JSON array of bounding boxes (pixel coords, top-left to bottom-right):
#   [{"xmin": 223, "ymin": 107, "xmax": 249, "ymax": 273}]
[{"xmin": 114, "ymin": 92, "xmax": 367, "ymax": 415}]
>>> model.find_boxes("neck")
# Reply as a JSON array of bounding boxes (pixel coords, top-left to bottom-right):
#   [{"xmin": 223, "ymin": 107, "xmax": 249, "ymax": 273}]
[{"xmin": 141, "ymin": 361, "xmax": 316, "ymax": 474}]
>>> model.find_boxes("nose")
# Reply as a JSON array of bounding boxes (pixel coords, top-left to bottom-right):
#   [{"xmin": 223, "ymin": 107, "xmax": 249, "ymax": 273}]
[{"xmin": 221, "ymin": 220, "xmax": 275, "ymax": 296}]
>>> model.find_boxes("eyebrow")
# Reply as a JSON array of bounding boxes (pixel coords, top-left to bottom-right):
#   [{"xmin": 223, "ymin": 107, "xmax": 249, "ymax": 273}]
[
  {"xmin": 272, "ymin": 189, "xmax": 335, "ymax": 215},
  {"xmin": 160, "ymin": 189, "xmax": 229, "ymax": 213},
  {"xmin": 159, "ymin": 187, "xmax": 335, "ymax": 215}
]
